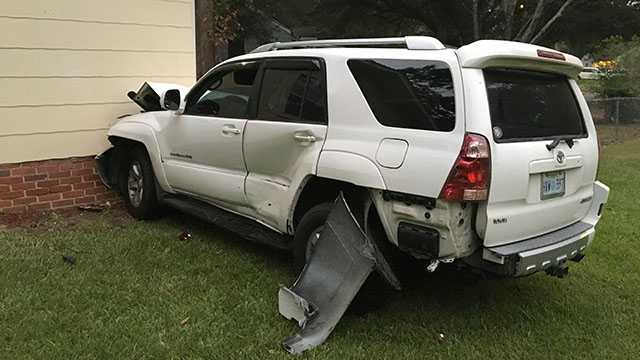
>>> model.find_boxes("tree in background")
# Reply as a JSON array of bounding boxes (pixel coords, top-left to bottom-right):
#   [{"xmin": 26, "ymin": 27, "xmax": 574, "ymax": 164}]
[
  {"xmin": 309, "ymin": 0, "xmax": 580, "ymax": 45},
  {"xmin": 587, "ymin": 36, "xmax": 640, "ymax": 97},
  {"xmin": 308, "ymin": 0, "xmax": 640, "ymax": 50},
  {"xmin": 195, "ymin": 0, "xmax": 640, "ymax": 75},
  {"xmin": 195, "ymin": 0, "xmax": 298, "ymax": 77},
  {"xmin": 547, "ymin": 0, "xmax": 640, "ymax": 55}
]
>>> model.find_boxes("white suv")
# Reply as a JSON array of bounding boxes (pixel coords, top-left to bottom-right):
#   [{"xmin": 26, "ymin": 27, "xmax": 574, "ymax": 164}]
[{"xmin": 98, "ymin": 36, "xmax": 609, "ymax": 278}]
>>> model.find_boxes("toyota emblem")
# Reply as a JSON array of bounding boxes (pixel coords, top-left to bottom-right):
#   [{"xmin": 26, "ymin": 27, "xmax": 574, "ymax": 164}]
[{"xmin": 556, "ymin": 151, "xmax": 566, "ymax": 164}]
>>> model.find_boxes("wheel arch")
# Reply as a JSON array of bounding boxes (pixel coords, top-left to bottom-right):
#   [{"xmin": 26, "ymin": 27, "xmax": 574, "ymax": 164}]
[
  {"xmin": 316, "ymin": 150, "xmax": 387, "ymax": 190},
  {"xmin": 106, "ymin": 122, "xmax": 171, "ymax": 192},
  {"xmin": 290, "ymin": 175, "xmax": 384, "ymax": 236}
]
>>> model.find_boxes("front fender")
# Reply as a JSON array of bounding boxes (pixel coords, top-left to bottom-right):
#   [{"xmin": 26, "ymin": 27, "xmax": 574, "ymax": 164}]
[
  {"xmin": 316, "ymin": 151, "xmax": 386, "ymax": 190},
  {"xmin": 108, "ymin": 121, "xmax": 171, "ymax": 192}
]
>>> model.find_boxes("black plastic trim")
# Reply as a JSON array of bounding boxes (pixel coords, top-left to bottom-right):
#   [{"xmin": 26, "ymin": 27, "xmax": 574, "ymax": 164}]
[
  {"xmin": 397, "ymin": 222, "xmax": 440, "ymax": 259},
  {"xmin": 382, "ymin": 190, "xmax": 436, "ymax": 209}
]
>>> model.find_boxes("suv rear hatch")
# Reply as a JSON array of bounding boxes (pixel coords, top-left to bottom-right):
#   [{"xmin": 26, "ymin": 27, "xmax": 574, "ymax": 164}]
[{"xmin": 457, "ymin": 41, "xmax": 599, "ymax": 247}]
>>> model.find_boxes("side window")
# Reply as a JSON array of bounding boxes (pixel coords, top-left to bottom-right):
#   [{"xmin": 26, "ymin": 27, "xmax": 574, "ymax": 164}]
[
  {"xmin": 347, "ymin": 59, "xmax": 456, "ymax": 132},
  {"xmin": 186, "ymin": 63, "xmax": 258, "ymax": 118},
  {"xmin": 257, "ymin": 62, "xmax": 326, "ymax": 124}
]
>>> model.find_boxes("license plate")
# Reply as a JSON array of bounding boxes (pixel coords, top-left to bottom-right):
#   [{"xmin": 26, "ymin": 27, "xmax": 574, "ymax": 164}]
[{"xmin": 541, "ymin": 171, "xmax": 565, "ymax": 199}]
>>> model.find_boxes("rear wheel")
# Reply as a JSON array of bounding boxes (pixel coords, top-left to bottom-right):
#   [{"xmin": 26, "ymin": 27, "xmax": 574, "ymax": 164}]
[
  {"xmin": 292, "ymin": 202, "xmax": 332, "ymax": 272},
  {"xmin": 121, "ymin": 147, "xmax": 160, "ymax": 220}
]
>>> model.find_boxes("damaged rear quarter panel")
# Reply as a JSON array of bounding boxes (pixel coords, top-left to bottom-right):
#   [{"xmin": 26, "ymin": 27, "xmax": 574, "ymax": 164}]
[{"xmin": 371, "ymin": 189, "xmax": 479, "ymax": 259}]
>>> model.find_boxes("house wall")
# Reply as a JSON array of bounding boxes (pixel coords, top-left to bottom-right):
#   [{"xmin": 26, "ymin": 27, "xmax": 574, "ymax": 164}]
[
  {"xmin": 0, "ymin": 0, "xmax": 196, "ymax": 164},
  {"xmin": 0, "ymin": 156, "xmax": 118, "ymax": 217}
]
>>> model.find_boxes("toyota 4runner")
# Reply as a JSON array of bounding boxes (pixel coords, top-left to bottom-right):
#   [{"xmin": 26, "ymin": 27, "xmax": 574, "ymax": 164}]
[{"xmin": 98, "ymin": 36, "xmax": 609, "ymax": 279}]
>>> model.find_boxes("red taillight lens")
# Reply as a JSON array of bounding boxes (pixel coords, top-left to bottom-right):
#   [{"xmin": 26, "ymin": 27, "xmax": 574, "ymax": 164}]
[{"xmin": 439, "ymin": 133, "xmax": 491, "ymax": 202}]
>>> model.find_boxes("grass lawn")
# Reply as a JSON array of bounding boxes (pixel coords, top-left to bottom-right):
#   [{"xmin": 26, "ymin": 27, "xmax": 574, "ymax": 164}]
[{"xmin": 1, "ymin": 140, "xmax": 639, "ymax": 359}]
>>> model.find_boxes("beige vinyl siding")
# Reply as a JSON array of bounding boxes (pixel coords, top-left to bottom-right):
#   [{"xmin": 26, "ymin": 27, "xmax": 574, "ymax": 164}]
[{"xmin": 0, "ymin": 0, "xmax": 195, "ymax": 164}]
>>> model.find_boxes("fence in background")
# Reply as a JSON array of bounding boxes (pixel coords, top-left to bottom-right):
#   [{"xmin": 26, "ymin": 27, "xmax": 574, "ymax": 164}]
[{"xmin": 587, "ymin": 97, "xmax": 640, "ymax": 144}]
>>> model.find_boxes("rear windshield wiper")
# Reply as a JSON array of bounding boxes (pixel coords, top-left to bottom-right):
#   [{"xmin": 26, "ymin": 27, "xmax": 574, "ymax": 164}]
[{"xmin": 546, "ymin": 137, "xmax": 575, "ymax": 151}]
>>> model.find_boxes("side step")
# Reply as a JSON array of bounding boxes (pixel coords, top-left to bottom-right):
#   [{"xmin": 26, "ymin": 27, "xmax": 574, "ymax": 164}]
[{"xmin": 162, "ymin": 195, "xmax": 290, "ymax": 250}]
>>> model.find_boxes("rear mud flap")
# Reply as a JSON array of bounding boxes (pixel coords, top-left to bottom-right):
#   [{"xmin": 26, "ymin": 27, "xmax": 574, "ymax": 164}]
[{"xmin": 279, "ymin": 193, "xmax": 401, "ymax": 354}]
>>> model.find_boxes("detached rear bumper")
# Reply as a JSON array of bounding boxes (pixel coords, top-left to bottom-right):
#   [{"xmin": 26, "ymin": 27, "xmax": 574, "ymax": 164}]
[{"xmin": 475, "ymin": 181, "xmax": 609, "ymax": 277}]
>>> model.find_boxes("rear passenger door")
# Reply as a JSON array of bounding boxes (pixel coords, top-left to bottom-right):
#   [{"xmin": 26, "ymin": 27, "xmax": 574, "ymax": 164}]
[{"xmin": 243, "ymin": 58, "xmax": 328, "ymax": 231}]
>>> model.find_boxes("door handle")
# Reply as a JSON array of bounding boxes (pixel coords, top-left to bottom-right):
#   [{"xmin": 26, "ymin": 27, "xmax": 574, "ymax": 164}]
[
  {"xmin": 222, "ymin": 125, "xmax": 241, "ymax": 135},
  {"xmin": 293, "ymin": 133, "xmax": 317, "ymax": 143}
]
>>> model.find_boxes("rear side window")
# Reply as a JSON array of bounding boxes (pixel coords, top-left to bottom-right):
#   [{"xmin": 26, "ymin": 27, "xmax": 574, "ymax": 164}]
[
  {"xmin": 484, "ymin": 69, "xmax": 587, "ymax": 142},
  {"xmin": 347, "ymin": 59, "xmax": 456, "ymax": 132},
  {"xmin": 257, "ymin": 63, "xmax": 326, "ymax": 124}
]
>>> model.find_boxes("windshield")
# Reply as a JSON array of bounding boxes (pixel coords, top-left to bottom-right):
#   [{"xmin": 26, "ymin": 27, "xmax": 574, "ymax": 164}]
[{"xmin": 484, "ymin": 68, "xmax": 587, "ymax": 142}]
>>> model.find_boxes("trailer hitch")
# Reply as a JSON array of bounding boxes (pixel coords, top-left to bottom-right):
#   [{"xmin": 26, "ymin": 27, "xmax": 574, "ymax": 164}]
[
  {"xmin": 546, "ymin": 263, "xmax": 569, "ymax": 278},
  {"xmin": 278, "ymin": 192, "xmax": 401, "ymax": 354}
]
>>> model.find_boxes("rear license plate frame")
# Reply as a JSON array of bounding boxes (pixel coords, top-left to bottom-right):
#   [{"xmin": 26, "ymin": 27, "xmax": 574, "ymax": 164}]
[{"xmin": 541, "ymin": 171, "xmax": 566, "ymax": 200}]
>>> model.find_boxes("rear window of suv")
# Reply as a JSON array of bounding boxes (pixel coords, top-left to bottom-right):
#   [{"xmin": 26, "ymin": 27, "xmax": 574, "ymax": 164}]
[
  {"xmin": 484, "ymin": 68, "xmax": 587, "ymax": 142},
  {"xmin": 348, "ymin": 59, "xmax": 456, "ymax": 132}
]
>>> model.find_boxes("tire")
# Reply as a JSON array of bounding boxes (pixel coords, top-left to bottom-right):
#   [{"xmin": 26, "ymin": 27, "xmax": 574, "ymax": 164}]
[
  {"xmin": 292, "ymin": 202, "xmax": 332, "ymax": 272},
  {"xmin": 121, "ymin": 146, "xmax": 160, "ymax": 220}
]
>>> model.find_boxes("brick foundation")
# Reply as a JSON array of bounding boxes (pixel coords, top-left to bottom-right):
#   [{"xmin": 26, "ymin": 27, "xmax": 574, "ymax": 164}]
[{"xmin": 0, "ymin": 156, "xmax": 119, "ymax": 219}]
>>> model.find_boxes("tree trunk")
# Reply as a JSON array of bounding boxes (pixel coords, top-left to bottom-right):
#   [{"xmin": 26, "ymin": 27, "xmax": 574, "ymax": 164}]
[
  {"xmin": 472, "ymin": 0, "xmax": 481, "ymax": 40},
  {"xmin": 517, "ymin": 0, "xmax": 548, "ymax": 42},
  {"xmin": 530, "ymin": 0, "xmax": 575, "ymax": 44},
  {"xmin": 195, "ymin": 0, "xmax": 218, "ymax": 79},
  {"xmin": 502, "ymin": 0, "xmax": 517, "ymax": 39}
]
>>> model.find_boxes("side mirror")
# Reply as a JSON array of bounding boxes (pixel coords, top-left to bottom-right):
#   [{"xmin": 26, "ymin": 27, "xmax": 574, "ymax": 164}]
[{"xmin": 162, "ymin": 89, "xmax": 181, "ymax": 111}]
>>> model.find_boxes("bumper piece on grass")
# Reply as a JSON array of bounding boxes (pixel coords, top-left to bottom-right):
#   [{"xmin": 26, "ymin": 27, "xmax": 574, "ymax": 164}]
[{"xmin": 279, "ymin": 193, "xmax": 400, "ymax": 354}]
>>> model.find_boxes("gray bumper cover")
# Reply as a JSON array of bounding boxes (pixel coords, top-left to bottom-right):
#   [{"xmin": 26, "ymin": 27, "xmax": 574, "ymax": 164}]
[
  {"xmin": 278, "ymin": 193, "xmax": 400, "ymax": 354},
  {"xmin": 480, "ymin": 181, "xmax": 609, "ymax": 277},
  {"xmin": 484, "ymin": 221, "xmax": 593, "ymax": 276}
]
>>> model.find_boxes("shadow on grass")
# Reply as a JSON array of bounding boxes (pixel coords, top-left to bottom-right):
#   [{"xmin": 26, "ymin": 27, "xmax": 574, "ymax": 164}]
[
  {"xmin": 159, "ymin": 207, "xmax": 293, "ymax": 270},
  {"xmin": 156, "ymin": 205, "xmax": 560, "ymax": 318}
]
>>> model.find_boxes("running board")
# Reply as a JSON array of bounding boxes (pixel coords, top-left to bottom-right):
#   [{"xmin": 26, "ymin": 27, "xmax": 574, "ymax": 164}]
[
  {"xmin": 162, "ymin": 195, "xmax": 290, "ymax": 250},
  {"xmin": 279, "ymin": 192, "xmax": 401, "ymax": 354}
]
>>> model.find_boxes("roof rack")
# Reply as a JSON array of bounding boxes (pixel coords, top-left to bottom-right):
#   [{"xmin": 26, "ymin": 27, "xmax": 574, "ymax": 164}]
[{"xmin": 251, "ymin": 36, "xmax": 445, "ymax": 53}]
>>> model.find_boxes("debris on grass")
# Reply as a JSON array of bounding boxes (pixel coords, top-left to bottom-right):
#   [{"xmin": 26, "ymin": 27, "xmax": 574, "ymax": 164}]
[
  {"xmin": 180, "ymin": 317, "xmax": 190, "ymax": 326},
  {"xmin": 78, "ymin": 204, "xmax": 108, "ymax": 213},
  {"xmin": 62, "ymin": 255, "xmax": 76, "ymax": 266},
  {"xmin": 179, "ymin": 230, "xmax": 193, "ymax": 242}
]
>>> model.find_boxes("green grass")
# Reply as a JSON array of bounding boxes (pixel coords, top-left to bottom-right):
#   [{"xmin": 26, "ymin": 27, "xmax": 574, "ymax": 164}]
[{"xmin": 2, "ymin": 141, "xmax": 640, "ymax": 359}]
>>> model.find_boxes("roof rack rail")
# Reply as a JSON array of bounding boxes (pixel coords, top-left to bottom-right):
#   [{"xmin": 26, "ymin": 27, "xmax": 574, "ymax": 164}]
[{"xmin": 251, "ymin": 36, "xmax": 445, "ymax": 53}]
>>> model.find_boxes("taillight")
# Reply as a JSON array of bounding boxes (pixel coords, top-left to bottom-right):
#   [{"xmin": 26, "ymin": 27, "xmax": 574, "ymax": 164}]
[{"xmin": 439, "ymin": 133, "xmax": 491, "ymax": 202}]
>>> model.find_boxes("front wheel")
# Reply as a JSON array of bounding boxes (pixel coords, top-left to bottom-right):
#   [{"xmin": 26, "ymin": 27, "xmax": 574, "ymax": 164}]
[{"xmin": 121, "ymin": 147, "xmax": 160, "ymax": 220}]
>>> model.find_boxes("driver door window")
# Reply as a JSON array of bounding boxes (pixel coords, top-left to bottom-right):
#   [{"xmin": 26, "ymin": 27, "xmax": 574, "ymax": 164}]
[{"xmin": 186, "ymin": 64, "xmax": 259, "ymax": 118}]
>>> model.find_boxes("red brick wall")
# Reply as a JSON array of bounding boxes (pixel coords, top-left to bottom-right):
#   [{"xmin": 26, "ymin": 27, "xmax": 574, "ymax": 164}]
[{"xmin": 0, "ymin": 156, "xmax": 119, "ymax": 218}]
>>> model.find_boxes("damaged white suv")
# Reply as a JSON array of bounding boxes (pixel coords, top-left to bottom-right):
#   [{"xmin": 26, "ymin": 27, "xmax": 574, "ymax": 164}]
[{"xmin": 98, "ymin": 36, "xmax": 609, "ymax": 280}]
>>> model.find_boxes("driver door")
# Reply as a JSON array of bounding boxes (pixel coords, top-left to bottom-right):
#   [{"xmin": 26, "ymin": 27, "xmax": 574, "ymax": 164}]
[{"xmin": 160, "ymin": 61, "xmax": 260, "ymax": 207}]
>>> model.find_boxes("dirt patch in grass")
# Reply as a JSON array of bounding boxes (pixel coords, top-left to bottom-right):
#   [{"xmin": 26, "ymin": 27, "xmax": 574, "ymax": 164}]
[{"xmin": 0, "ymin": 203, "xmax": 130, "ymax": 231}]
